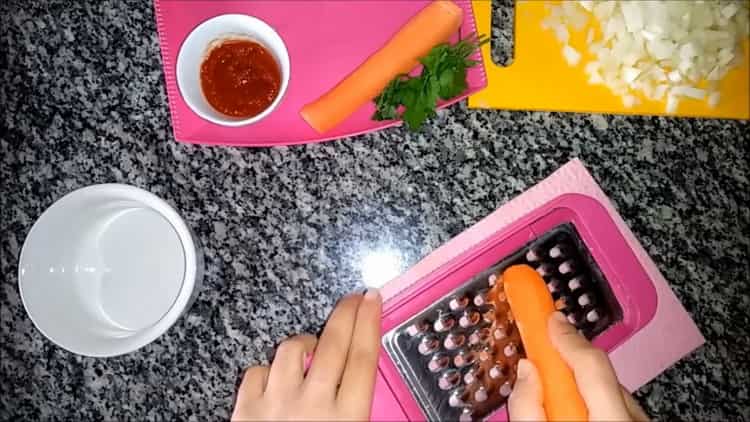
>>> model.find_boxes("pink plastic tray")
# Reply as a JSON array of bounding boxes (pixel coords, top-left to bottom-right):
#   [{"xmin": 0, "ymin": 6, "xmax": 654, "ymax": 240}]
[{"xmin": 153, "ymin": 0, "xmax": 487, "ymax": 147}]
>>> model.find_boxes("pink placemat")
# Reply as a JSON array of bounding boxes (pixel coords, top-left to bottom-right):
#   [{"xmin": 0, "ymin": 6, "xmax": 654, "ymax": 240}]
[
  {"xmin": 380, "ymin": 159, "xmax": 705, "ymax": 392},
  {"xmin": 153, "ymin": 0, "xmax": 487, "ymax": 147}
]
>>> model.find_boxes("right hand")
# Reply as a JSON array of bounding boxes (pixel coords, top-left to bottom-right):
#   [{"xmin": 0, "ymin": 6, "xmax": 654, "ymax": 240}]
[{"xmin": 508, "ymin": 312, "xmax": 649, "ymax": 421}]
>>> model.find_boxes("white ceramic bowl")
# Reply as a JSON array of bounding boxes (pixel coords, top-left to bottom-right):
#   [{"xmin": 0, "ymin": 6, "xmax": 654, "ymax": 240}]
[
  {"xmin": 176, "ymin": 14, "xmax": 290, "ymax": 127},
  {"xmin": 18, "ymin": 184, "xmax": 203, "ymax": 357}
]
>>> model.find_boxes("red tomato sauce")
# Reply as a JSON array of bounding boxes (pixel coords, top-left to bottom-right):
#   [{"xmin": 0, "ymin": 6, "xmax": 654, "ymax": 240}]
[{"xmin": 200, "ymin": 39, "xmax": 281, "ymax": 118}]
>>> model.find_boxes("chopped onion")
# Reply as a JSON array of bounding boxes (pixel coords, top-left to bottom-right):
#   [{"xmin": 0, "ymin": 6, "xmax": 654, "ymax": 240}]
[
  {"xmin": 563, "ymin": 44, "xmax": 582, "ymax": 66},
  {"xmin": 545, "ymin": 0, "xmax": 750, "ymax": 113},
  {"xmin": 672, "ymin": 85, "xmax": 706, "ymax": 99},
  {"xmin": 641, "ymin": 29, "xmax": 658, "ymax": 41},
  {"xmin": 563, "ymin": 1, "xmax": 589, "ymax": 30},
  {"xmin": 588, "ymin": 72, "xmax": 604, "ymax": 85},
  {"xmin": 707, "ymin": 66, "xmax": 721, "ymax": 80},
  {"xmin": 708, "ymin": 91, "xmax": 721, "ymax": 107},
  {"xmin": 653, "ymin": 84, "xmax": 669, "ymax": 100},
  {"xmin": 666, "ymin": 94, "xmax": 679, "ymax": 114},
  {"xmin": 555, "ymin": 24, "xmax": 570, "ymax": 43},
  {"xmin": 620, "ymin": 2, "xmax": 645, "ymax": 33},
  {"xmin": 722, "ymin": 3, "xmax": 739, "ymax": 19},
  {"xmin": 579, "ymin": 1, "xmax": 594, "ymax": 13},
  {"xmin": 622, "ymin": 66, "xmax": 641, "ymax": 84},
  {"xmin": 584, "ymin": 61, "xmax": 600, "ymax": 74},
  {"xmin": 650, "ymin": 67, "xmax": 668, "ymax": 82},
  {"xmin": 622, "ymin": 94, "xmax": 638, "ymax": 108}
]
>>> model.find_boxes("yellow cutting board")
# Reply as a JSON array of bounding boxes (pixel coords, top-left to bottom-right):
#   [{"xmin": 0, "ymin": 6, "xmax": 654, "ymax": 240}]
[{"xmin": 468, "ymin": 0, "xmax": 750, "ymax": 119}]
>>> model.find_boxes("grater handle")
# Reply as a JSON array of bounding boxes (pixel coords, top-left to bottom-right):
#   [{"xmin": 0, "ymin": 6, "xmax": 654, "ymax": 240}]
[{"xmin": 503, "ymin": 264, "xmax": 588, "ymax": 422}]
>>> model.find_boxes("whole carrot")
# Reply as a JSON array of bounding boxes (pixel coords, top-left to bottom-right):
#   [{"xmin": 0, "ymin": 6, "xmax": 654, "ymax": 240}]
[
  {"xmin": 503, "ymin": 264, "xmax": 588, "ymax": 421},
  {"xmin": 300, "ymin": 0, "xmax": 463, "ymax": 133}
]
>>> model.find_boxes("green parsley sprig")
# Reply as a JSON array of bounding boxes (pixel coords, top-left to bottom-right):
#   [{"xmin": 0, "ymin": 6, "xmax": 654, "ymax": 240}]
[{"xmin": 373, "ymin": 33, "xmax": 489, "ymax": 131}]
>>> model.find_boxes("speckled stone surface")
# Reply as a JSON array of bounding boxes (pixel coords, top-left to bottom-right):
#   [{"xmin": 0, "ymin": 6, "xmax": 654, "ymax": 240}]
[{"xmin": 1, "ymin": 0, "xmax": 749, "ymax": 420}]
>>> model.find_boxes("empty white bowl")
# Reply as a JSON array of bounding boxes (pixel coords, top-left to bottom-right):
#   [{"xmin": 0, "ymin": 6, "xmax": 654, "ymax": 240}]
[
  {"xmin": 176, "ymin": 14, "xmax": 290, "ymax": 127},
  {"xmin": 18, "ymin": 184, "xmax": 203, "ymax": 357}
]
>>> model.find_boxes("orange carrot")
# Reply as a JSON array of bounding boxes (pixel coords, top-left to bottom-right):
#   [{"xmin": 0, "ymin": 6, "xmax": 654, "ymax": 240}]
[
  {"xmin": 300, "ymin": 1, "xmax": 464, "ymax": 133},
  {"xmin": 503, "ymin": 264, "xmax": 588, "ymax": 421}
]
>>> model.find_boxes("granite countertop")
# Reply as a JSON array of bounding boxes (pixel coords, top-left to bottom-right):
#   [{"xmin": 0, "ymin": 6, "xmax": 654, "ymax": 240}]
[{"xmin": 1, "ymin": 0, "xmax": 748, "ymax": 420}]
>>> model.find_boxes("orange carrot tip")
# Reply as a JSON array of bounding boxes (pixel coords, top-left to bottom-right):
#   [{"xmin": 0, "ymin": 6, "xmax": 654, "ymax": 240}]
[{"xmin": 503, "ymin": 264, "xmax": 588, "ymax": 421}]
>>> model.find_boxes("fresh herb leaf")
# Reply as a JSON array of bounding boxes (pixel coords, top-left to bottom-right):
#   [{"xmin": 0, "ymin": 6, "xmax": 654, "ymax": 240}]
[
  {"xmin": 438, "ymin": 66, "xmax": 468, "ymax": 99},
  {"xmin": 372, "ymin": 33, "xmax": 489, "ymax": 131},
  {"xmin": 373, "ymin": 75, "xmax": 407, "ymax": 121}
]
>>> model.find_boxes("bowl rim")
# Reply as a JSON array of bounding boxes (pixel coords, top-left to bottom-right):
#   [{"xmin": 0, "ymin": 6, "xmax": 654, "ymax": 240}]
[
  {"xmin": 175, "ymin": 13, "xmax": 291, "ymax": 128},
  {"xmin": 18, "ymin": 184, "xmax": 199, "ymax": 357}
]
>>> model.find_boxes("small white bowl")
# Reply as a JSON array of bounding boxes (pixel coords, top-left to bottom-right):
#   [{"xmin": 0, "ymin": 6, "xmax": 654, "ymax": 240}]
[
  {"xmin": 176, "ymin": 14, "xmax": 290, "ymax": 127},
  {"xmin": 18, "ymin": 184, "xmax": 203, "ymax": 357}
]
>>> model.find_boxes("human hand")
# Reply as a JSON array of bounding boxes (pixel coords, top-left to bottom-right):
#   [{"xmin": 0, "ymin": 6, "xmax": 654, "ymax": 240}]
[
  {"xmin": 231, "ymin": 290, "xmax": 382, "ymax": 421},
  {"xmin": 508, "ymin": 312, "xmax": 649, "ymax": 421}
]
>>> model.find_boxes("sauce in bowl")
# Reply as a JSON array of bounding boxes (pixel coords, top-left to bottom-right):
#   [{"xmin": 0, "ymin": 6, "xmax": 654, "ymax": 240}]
[{"xmin": 200, "ymin": 39, "xmax": 281, "ymax": 118}]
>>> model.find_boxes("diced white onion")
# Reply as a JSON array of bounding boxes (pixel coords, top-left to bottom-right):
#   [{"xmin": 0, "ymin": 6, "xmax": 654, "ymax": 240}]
[
  {"xmin": 651, "ymin": 67, "xmax": 668, "ymax": 82},
  {"xmin": 666, "ymin": 94, "xmax": 679, "ymax": 114},
  {"xmin": 563, "ymin": 1, "xmax": 589, "ymax": 30},
  {"xmin": 653, "ymin": 84, "xmax": 669, "ymax": 100},
  {"xmin": 562, "ymin": 44, "xmax": 582, "ymax": 66},
  {"xmin": 722, "ymin": 3, "xmax": 739, "ymax": 19},
  {"xmin": 555, "ymin": 24, "xmax": 570, "ymax": 43},
  {"xmin": 708, "ymin": 91, "xmax": 721, "ymax": 107},
  {"xmin": 622, "ymin": 66, "xmax": 641, "ymax": 84},
  {"xmin": 622, "ymin": 94, "xmax": 638, "ymax": 108},
  {"xmin": 641, "ymin": 29, "xmax": 657, "ymax": 41},
  {"xmin": 620, "ymin": 1, "xmax": 645, "ymax": 33},
  {"xmin": 584, "ymin": 61, "xmax": 600, "ymax": 75},
  {"xmin": 672, "ymin": 85, "xmax": 706, "ymax": 99},
  {"xmin": 707, "ymin": 66, "xmax": 721, "ymax": 81},
  {"xmin": 541, "ymin": 0, "xmax": 750, "ymax": 113},
  {"xmin": 647, "ymin": 39, "xmax": 676, "ymax": 60},
  {"xmin": 579, "ymin": 0, "xmax": 594, "ymax": 12},
  {"xmin": 588, "ymin": 73, "xmax": 604, "ymax": 85}
]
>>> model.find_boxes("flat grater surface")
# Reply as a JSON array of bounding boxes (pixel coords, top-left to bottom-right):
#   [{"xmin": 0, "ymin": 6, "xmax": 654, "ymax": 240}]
[{"xmin": 382, "ymin": 224, "xmax": 623, "ymax": 421}]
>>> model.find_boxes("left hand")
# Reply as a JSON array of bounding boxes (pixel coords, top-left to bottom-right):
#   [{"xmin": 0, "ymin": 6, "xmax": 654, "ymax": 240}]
[{"xmin": 231, "ymin": 290, "xmax": 383, "ymax": 421}]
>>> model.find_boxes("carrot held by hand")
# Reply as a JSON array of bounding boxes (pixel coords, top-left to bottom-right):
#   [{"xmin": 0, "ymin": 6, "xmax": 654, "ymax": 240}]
[{"xmin": 503, "ymin": 264, "xmax": 588, "ymax": 421}]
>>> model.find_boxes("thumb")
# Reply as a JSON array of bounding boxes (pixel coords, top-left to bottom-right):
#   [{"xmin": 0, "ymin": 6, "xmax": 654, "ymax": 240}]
[{"xmin": 508, "ymin": 359, "xmax": 546, "ymax": 421}]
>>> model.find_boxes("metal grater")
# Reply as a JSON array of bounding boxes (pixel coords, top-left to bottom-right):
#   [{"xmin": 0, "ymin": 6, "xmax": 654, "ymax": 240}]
[{"xmin": 382, "ymin": 224, "xmax": 623, "ymax": 421}]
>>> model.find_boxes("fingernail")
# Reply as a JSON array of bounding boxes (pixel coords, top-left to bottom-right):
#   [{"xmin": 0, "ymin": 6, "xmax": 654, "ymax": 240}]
[
  {"xmin": 552, "ymin": 311, "xmax": 568, "ymax": 323},
  {"xmin": 364, "ymin": 288, "xmax": 381, "ymax": 300},
  {"xmin": 517, "ymin": 359, "xmax": 532, "ymax": 380}
]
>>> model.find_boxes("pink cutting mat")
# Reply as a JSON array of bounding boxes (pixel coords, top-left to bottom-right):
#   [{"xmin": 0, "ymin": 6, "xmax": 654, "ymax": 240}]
[
  {"xmin": 380, "ymin": 159, "xmax": 705, "ymax": 392},
  {"xmin": 153, "ymin": 0, "xmax": 487, "ymax": 147}
]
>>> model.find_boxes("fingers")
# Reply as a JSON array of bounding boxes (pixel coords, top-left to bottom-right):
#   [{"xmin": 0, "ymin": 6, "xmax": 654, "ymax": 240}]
[
  {"xmin": 265, "ymin": 334, "xmax": 318, "ymax": 394},
  {"xmin": 548, "ymin": 312, "xmax": 631, "ymax": 420},
  {"xmin": 508, "ymin": 359, "xmax": 546, "ymax": 421},
  {"xmin": 305, "ymin": 294, "xmax": 363, "ymax": 393},
  {"xmin": 232, "ymin": 366, "xmax": 269, "ymax": 420},
  {"xmin": 621, "ymin": 386, "xmax": 650, "ymax": 422},
  {"xmin": 236, "ymin": 366, "xmax": 270, "ymax": 401},
  {"xmin": 337, "ymin": 289, "xmax": 383, "ymax": 410}
]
